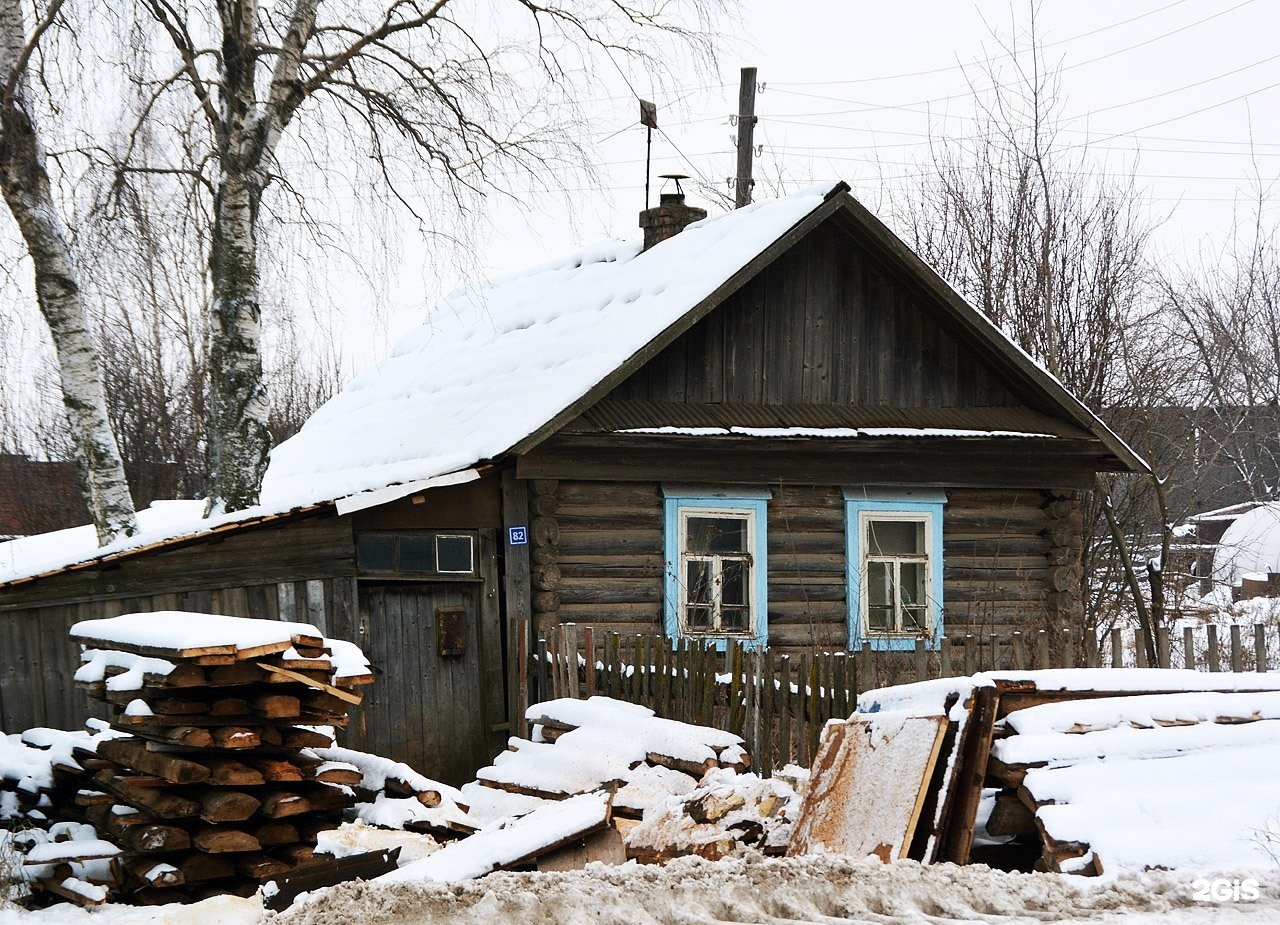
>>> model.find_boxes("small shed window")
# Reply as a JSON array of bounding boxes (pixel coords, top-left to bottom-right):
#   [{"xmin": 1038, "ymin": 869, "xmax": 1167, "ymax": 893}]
[
  {"xmin": 845, "ymin": 489, "xmax": 946, "ymax": 651},
  {"xmin": 435, "ymin": 535, "xmax": 475, "ymax": 573},
  {"xmin": 662, "ymin": 488, "xmax": 770, "ymax": 649},
  {"xmin": 356, "ymin": 531, "xmax": 478, "ymax": 577}
]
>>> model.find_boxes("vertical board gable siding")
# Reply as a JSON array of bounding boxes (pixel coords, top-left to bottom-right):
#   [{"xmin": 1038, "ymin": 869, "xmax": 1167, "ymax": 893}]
[
  {"xmin": 607, "ymin": 222, "xmax": 1024, "ymax": 411},
  {"xmin": 545, "ymin": 480, "xmax": 1055, "ymax": 651}
]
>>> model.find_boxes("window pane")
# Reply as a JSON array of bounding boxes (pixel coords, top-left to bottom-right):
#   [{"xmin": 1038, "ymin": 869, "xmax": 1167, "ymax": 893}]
[
  {"xmin": 687, "ymin": 516, "xmax": 747, "ymax": 554},
  {"xmin": 867, "ymin": 560, "xmax": 894, "ymax": 631},
  {"xmin": 400, "ymin": 535, "xmax": 434, "ymax": 571},
  {"xmin": 436, "ymin": 535, "xmax": 474, "ymax": 573},
  {"xmin": 686, "ymin": 559, "xmax": 713, "ymax": 606},
  {"xmin": 720, "ymin": 561, "xmax": 748, "ymax": 607},
  {"xmin": 721, "ymin": 606, "xmax": 749, "ymax": 633},
  {"xmin": 866, "ymin": 519, "xmax": 924, "ymax": 556},
  {"xmin": 356, "ymin": 534, "xmax": 396, "ymax": 571},
  {"xmin": 900, "ymin": 561, "xmax": 926, "ymax": 608},
  {"xmin": 902, "ymin": 606, "xmax": 928, "ymax": 633},
  {"xmin": 686, "ymin": 605, "xmax": 713, "ymax": 630}
]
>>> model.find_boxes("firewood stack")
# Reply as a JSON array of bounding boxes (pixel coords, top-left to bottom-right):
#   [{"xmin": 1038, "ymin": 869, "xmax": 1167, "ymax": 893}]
[{"xmin": 66, "ymin": 612, "xmax": 373, "ymax": 904}]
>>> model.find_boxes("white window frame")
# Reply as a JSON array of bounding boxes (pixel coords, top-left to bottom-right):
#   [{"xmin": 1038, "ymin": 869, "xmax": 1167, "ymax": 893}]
[
  {"xmin": 844, "ymin": 489, "xmax": 946, "ymax": 652},
  {"xmin": 676, "ymin": 505, "xmax": 758, "ymax": 638},
  {"xmin": 860, "ymin": 511, "xmax": 933, "ymax": 638}
]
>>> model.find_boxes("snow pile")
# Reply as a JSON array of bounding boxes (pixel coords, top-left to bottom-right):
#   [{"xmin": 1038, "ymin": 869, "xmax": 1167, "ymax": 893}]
[
  {"xmin": 625, "ymin": 768, "xmax": 801, "ymax": 862},
  {"xmin": 276, "ymin": 853, "xmax": 1280, "ymax": 925},
  {"xmin": 3, "ymin": 821, "xmax": 120, "ymax": 901}
]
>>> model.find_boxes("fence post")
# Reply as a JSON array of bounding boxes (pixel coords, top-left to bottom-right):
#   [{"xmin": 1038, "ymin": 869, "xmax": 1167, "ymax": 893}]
[
  {"xmin": 1010, "ymin": 632, "xmax": 1024, "ymax": 670},
  {"xmin": 1183, "ymin": 627, "xmax": 1196, "ymax": 670},
  {"xmin": 1085, "ymin": 629, "xmax": 1099, "ymax": 668},
  {"xmin": 989, "ymin": 633, "xmax": 1002, "ymax": 672},
  {"xmin": 1110, "ymin": 627, "xmax": 1123, "ymax": 668},
  {"xmin": 1134, "ymin": 629, "xmax": 1148, "ymax": 668},
  {"xmin": 583, "ymin": 626, "xmax": 596, "ymax": 697},
  {"xmin": 779, "ymin": 655, "xmax": 792, "ymax": 768},
  {"xmin": 746, "ymin": 648, "xmax": 762, "ymax": 769},
  {"xmin": 536, "ymin": 635, "xmax": 549, "ymax": 703},
  {"xmin": 1036, "ymin": 630, "xmax": 1050, "ymax": 669},
  {"xmin": 1256, "ymin": 624, "xmax": 1269, "ymax": 674},
  {"xmin": 1208, "ymin": 625, "xmax": 1221, "ymax": 672},
  {"xmin": 963, "ymin": 635, "xmax": 976, "ymax": 676},
  {"xmin": 914, "ymin": 637, "xmax": 927, "ymax": 682},
  {"xmin": 517, "ymin": 618, "xmax": 530, "ymax": 738},
  {"xmin": 1230, "ymin": 625, "xmax": 1244, "ymax": 673},
  {"xmin": 1156, "ymin": 627, "xmax": 1170, "ymax": 670},
  {"xmin": 940, "ymin": 637, "xmax": 952, "ymax": 678}
]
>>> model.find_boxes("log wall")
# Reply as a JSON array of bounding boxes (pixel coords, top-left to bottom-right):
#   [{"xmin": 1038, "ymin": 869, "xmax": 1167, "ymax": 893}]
[{"xmin": 537, "ymin": 479, "xmax": 1082, "ymax": 650}]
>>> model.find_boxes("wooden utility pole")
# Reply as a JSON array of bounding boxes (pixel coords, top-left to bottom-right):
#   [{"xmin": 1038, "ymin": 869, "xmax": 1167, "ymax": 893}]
[{"xmin": 734, "ymin": 66, "xmax": 758, "ymax": 209}]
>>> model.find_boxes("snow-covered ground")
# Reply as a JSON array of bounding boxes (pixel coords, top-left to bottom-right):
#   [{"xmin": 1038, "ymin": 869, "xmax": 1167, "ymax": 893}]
[{"xmin": 8, "ymin": 855, "xmax": 1277, "ymax": 925}]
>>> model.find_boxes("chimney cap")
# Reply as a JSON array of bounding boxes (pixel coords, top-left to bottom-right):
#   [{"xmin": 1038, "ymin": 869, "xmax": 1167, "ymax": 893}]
[{"xmin": 658, "ymin": 173, "xmax": 690, "ymax": 196}]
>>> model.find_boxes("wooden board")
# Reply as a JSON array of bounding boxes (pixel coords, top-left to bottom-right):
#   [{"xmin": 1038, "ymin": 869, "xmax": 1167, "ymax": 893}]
[{"xmin": 787, "ymin": 713, "xmax": 947, "ymax": 860}]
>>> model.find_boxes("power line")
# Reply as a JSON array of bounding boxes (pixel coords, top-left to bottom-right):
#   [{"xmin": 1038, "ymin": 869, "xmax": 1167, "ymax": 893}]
[
  {"xmin": 769, "ymin": 0, "xmax": 1198, "ymax": 87},
  {"xmin": 768, "ymin": 0, "xmax": 1258, "ymax": 114}
]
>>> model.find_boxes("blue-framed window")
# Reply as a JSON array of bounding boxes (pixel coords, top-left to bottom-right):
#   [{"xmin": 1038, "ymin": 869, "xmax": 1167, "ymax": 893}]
[
  {"xmin": 845, "ymin": 489, "xmax": 946, "ymax": 651},
  {"xmin": 663, "ymin": 487, "xmax": 770, "ymax": 649}
]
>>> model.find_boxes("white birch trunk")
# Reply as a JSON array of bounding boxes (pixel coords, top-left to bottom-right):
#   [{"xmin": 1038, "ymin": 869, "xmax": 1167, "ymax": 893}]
[
  {"xmin": 206, "ymin": 168, "xmax": 271, "ymax": 512},
  {"xmin": 0, "ymin": 0, "xmax": 137, "ymax": 544}
]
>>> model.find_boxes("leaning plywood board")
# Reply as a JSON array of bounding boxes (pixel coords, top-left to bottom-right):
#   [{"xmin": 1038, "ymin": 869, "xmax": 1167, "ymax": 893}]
[
  {"xmin": 787, "ymin": 712, "xmax": 947, "ymax": 861},
  {"xmin": 377, "ymin": 791, "xmax": 613, "ymax": 884}
]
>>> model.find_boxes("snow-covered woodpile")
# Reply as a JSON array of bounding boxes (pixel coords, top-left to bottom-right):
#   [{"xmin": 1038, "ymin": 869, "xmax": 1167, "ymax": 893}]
[
  {"xmin": 1, "ymin": 723, "xmax": 126, "ymax": 905},
  {"xmin": 793, "ymin": 669, "xmax": 1280, "ymax": 877},
  {"xmin": 47, "ymin": 612, "xmax": 373, "ymax": 904},
  {"xmin": 468, "ymin": 696, "xmax": 802, "ymax": 863},
  {"xmin": 987, "ymin": 689, "xmax": 1280, "ymax": 875}
]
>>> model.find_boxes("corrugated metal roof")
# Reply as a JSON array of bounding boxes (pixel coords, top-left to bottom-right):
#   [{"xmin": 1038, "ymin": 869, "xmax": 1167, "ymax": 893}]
[{"xmin": 572, "ymin": 401, "xmax": 1093, "ymax": 438}]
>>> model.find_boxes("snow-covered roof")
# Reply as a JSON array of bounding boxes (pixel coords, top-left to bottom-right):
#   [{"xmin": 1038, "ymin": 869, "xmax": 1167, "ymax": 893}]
[
  {"xmin": 1212, "ymin": 501, "xmax": 1280, "ymax": 588},
  {"xmin": 258, "ymin": 183, "xmax": 842, "ymax": 508},
  {"xmin": 0, "ymin": 179, "xmax": 1144, "ymax": 588}
]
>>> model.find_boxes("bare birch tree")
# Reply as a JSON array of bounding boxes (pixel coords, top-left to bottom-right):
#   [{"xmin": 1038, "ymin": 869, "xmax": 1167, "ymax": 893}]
[
  {"xmin": 0, "ymin": 0, "xmax": 137, "ymax": 543},
  {"xmin": 94, "ymin": 0, "xmax": 721, "ymax": 512}
]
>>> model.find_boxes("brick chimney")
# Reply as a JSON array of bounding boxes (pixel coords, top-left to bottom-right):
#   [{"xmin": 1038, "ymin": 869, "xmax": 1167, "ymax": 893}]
[{"xmin": 639, "ymin": 174, "xmax": 707, "ymax": 251}]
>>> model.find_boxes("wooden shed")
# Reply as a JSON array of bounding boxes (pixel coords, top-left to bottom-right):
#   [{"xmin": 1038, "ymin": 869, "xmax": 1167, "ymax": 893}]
[{"xmin": 0, "ymin": 181, "xmax": 1144, "ymax": 784}]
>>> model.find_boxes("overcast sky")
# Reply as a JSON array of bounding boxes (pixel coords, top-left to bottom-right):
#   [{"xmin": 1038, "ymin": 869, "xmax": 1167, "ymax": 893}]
[
  {"xmin": 7, "ymin": 1, "xmax": 1279, "ymax": 417},
  {"xmin": 348, "ymin": 0, "xmax": 1280, "ymax": 360}
]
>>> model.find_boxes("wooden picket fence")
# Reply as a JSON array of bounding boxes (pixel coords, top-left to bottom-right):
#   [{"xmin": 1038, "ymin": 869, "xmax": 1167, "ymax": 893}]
[{"xmin": 518, "ymin": 620, "xmax": 1280, "ymax": 774}]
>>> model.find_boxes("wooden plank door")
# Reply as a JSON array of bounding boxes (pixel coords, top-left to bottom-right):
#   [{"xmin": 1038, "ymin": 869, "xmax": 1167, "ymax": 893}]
[{"xmin": 355, "ymin": 584, "xmax": 489, "ymax": 785}]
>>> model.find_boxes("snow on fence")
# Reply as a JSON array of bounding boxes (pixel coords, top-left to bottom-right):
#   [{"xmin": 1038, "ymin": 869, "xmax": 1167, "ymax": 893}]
[{"xmin": 522, "ymin": 620, "xmax": 1280, "ymax": 774}]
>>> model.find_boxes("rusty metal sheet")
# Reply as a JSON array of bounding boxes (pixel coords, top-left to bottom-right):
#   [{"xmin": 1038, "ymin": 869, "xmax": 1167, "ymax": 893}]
[
  {"xmin": 436, "ymin": 606, "xmax": 468, "ymax": 657},
  {"xmin": 788, "ymin": 713, "xmax": 948, "ymax": 861}
]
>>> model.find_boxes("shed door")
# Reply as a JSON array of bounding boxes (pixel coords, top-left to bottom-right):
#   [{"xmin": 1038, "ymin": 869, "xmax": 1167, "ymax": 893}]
[{"xmin": 355, "ymin": 584, "xmax": 488, "ymax": 785}]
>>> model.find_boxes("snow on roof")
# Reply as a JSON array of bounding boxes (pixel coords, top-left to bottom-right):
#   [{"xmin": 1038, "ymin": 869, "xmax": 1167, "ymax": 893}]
[
  {"xmin": 1212, "ymin": 501, "xmax": 1280, "ymax": 588},
  {"xmin": 258, "ymin": 183, "xmax": 842, "ymax": 509}
]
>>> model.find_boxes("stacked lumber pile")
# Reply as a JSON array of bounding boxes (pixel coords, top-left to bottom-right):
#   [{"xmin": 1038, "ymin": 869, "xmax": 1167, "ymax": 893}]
[
  {"xmin": 986, "ymin": 689, "xmax": 1280, "ymax": 875},
  {"xmin": 789, "ymin": 669, "xmax": 1280, "ymax": 877},
  {"xmin": 66, "ymin": 611, "xmax": 373, "ymax": 904},
  {"xmin": 2, "ymin": 723, "xmax": 126, "ymax": 907}
]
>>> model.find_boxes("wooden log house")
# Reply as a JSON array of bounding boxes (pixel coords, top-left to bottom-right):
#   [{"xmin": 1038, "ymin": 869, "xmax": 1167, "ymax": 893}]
[{"xmin": 0, "ymin": 181, "xmax": 1145, "ymax": 784}]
